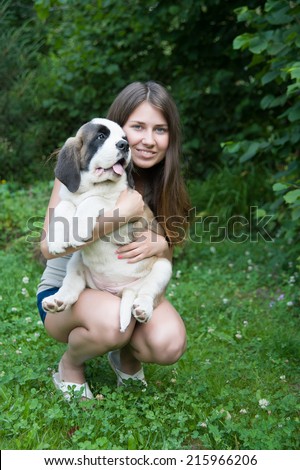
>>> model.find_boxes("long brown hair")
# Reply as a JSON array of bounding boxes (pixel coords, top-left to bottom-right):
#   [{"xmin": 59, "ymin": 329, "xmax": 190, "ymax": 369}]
[{"xmin": 107, "ymin": 81, "xmax": 191, "ymax": 245}]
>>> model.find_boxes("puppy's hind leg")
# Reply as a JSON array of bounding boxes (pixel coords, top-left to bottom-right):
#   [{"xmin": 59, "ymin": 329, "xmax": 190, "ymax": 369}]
[
  {"xmin": 42, "ymin": 252, "xmax": 86, "ymax": 313},
  {"xmin": 132, "ymin": 258, "xmax": 172, "ymax": 323},
  {"xmin": 119, "ymin": 289, "xmax": 136, "ymax": 332}
]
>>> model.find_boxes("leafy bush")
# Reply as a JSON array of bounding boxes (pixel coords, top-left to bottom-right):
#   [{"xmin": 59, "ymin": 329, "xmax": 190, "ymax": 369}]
[
  {"xmin": 222, "ymin": 1, "xmax": 300, "ymax": 246},
  {"xmin": 0, "ymin": 0, "xmax": 53, "ymax": 183}
]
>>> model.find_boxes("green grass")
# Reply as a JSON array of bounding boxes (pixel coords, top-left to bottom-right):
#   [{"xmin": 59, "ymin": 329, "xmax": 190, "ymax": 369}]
[{"xmin": 0, "ymin": 181, "xmax": 299, "ymax": 450}]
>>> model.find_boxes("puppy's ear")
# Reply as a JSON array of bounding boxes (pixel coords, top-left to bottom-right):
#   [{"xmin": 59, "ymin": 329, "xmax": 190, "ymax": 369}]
[
  {"xmin": 55, "ymin": 137, "xmax": 81, "ymax": 192},
  {"xmin": 125, "ymin": 161, "xmax": 135, "ymax": 189}
]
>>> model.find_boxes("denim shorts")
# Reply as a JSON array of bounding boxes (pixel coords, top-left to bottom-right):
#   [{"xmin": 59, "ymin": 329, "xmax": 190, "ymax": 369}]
[{"xmin": 36, "ymin": 287, "xmax": 59, "ymax": 323}]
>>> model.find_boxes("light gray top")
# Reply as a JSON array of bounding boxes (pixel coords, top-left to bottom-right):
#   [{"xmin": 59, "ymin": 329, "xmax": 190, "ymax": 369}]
[{"xmin": 37, "ymin": 254, "xmax": 71, "ymax": 294}]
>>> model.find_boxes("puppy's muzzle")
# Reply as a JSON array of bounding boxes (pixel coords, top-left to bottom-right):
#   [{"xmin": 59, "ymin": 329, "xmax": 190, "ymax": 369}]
[{"xmin": 116, "ymin": 139, "xmax": 129, "ymax": 153}]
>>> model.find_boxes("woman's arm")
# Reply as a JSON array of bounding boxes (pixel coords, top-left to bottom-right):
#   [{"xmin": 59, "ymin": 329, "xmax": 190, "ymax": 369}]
[{"xmin": 40, "ymin": 179, "xmax": 145, "ymax": 260}]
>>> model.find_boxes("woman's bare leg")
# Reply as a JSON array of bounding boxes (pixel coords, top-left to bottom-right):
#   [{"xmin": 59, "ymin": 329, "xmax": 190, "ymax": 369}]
[
  {"xmin": 119, "ymin": 298, "xmax": 186, "ymax": 374},
  {"xmin": 44, "ymin": 289, "xmax": 135, "ymax": 383}
]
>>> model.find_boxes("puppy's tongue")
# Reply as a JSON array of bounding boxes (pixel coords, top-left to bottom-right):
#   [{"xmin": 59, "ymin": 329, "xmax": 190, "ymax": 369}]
[{"xmin": 112, "ymin": 163, "xmax": 124, "ymax": 175}]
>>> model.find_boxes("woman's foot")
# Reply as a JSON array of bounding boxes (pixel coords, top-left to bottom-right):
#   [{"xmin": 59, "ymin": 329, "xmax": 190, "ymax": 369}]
[
  {"xmin": 119, "ymin": 346, "xmax": 143, "ymax": 375},
  {"xmin": 108, "ymin": 349, "xmax": 147, "ymax": 386},
  {"xmin": 52, "ymin": 352, "xmax": 94, "ymax": 400},
  {"xmin": 59, "ymin": 351, "xmax": 86, "ymax": 384}
]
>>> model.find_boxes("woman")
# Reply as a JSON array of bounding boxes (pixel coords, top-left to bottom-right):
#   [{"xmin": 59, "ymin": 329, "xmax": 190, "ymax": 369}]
[{"xmin": 37, "ymin": 81, "xmax": 191, "ymax": 399}]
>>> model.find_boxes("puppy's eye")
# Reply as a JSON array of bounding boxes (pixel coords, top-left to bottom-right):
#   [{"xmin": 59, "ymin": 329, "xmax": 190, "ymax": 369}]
[{"xmin": 97, "ymin": 133, "xmax": 105, "ymax": 140}]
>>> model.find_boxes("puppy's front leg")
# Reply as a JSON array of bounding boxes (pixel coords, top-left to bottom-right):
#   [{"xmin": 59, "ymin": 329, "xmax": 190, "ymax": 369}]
[
  {"xmin": 47, "ymin": 200, "xmax": 77, "ymax": 254},
  {"xmin": 42, "ymin": 252, "xmax": 86, "ymax": 313},
  {"xmin": 72, "ymin": 196, "xmax": 104, "ymax": 244}
]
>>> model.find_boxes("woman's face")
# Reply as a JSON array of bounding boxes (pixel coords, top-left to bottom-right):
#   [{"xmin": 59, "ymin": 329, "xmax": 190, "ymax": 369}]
[{"xmin": 123, "ymin": 101, "xmax": 169, "ymax": 169}]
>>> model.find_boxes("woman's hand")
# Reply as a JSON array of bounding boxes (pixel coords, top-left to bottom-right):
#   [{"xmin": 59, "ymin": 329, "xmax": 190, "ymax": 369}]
[{"xmin": 115, "ymin": 229, "xmax": 170, "ymax": 263}]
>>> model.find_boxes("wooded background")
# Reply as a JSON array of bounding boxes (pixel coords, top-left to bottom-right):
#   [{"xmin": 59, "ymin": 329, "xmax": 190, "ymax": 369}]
[{"xmin": 1, "ymin": 0, "xmax": 299, "ymax": 252}]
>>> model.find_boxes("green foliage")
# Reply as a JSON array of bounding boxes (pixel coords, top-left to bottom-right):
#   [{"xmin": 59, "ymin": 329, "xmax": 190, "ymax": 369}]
[
  {"xmin": 0, "ymin": 0, "xmax": 53, "ymax": 183},
  {"xmin": 0, "ymin": 181, "xmax": 299, "ymax": 450},
  {"xmin": 0, "ymin": 181, "xmax": 51, "ymax": 249},
  {"xmin": 222, "ymin": 1, "xmax": 300, "ymax": 244},
  {"xmin": 30, "ymin": 0, "xmax": 260, "ymax": 176}
]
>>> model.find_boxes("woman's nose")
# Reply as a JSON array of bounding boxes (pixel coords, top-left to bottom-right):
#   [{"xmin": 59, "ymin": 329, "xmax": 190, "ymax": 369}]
[{"xmin": 142, "ymin": 129, "xmax": 155, "ymax": 145}]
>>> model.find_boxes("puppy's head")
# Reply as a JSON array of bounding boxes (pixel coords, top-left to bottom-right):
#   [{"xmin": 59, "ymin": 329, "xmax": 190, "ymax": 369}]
[{"xmin": 55, "ymin": 118, "xmax": 133, "ymax": 193}]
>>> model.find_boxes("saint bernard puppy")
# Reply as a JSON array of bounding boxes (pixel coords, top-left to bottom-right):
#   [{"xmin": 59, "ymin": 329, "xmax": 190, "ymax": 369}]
[{"xmin": 42, "ymin": 118, "xmax": 172, "ymax": 332}]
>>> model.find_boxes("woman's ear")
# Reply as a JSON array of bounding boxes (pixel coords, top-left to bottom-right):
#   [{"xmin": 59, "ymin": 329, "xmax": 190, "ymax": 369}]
[{"xmin": 55, "ymin": 137, "xmax": 82, "ymax": 192}]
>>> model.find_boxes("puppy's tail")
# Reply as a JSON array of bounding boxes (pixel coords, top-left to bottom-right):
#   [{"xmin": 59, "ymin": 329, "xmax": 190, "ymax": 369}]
[{"xmin": 119, "ymin": 289, "xmax": 136, "ymax": 332}]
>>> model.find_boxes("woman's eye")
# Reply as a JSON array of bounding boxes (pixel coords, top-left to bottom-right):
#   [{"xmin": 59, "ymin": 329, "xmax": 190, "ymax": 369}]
[
  {"xmin": 97, "ymin": 133, "xmax": 105, "ymax": 140},
  {"xmin": 156, "ymin": 127, "xmax": 168, "ymax": 134}
]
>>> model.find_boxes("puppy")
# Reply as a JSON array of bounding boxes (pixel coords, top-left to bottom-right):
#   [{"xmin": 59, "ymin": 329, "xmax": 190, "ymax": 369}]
[{"xmin": 42, "ymin": 118, "xmax": 172, "ymax": 332}]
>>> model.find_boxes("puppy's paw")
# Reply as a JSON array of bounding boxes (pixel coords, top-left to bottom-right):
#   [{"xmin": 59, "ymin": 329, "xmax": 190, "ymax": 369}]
[
  {"xmin": 42, "ymin": 292, "xmax": 78, "ymax": 313},
  {"xmin": 47, "ymin": 241, "xmax": 69, "ymax": 255},
  {"xmin": 132, "ymin": 296, "xmax": 153, "ymax": 323},
  {"xmin": 42, "ymin": 295, "xmax": 68, "ymax": 313},
  {"xmin": 69, "ymin": 238, "xmax": 86, "ymax": 248}
]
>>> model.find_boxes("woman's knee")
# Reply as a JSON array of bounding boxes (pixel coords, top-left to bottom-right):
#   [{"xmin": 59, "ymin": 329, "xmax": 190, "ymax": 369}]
[
  {"xmin": 132, "ymin": 318, "xmax": 187, "ymax": 365},
  {"xmin": 150, "ymin": 331, "xmax": 186, "ymax": 364}
]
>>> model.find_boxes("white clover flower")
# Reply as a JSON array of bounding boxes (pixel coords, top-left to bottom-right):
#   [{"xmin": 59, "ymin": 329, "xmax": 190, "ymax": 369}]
[
  {"xmin": 11, "ymin": 307, "xmax": 18, "ymax": 312},
  {"xmin": 248, "ymin": 266, "xmax": 253, "ymax": 271},
  {"xmin": 21, "ymin": 288, "xmax": 29, "ymax": 297},
  {"xmin": 175, "ymin": 270, "xmax": 181, "ymax": 278},
  {"xmin": 0, "ymin": 295, "xmax": 2, "ymax": 301},
  {"xmin": 228, "ymin": 263, "xmax": 234, "ymax": 268},
  {"xmin": 247, "ymin": 259, "xmax": 253, "ymax": 265},
  {"xmin": 207, "ymin": 327, "xmax": 215, "ymax": 333},
  {"xmin": 16, "ymin": 349, "xmax": 22, "ymax": 354},
  {"xmin": 168, "ymin": 291, "xmax": 174, "ymax": 297},
  {"xmin": 25, "ymin": 317, "xmax": 32, "ymax": 323},
  {"xmin": 259, "ymin": 398, "xmax": 270, "ymax": 409},
  {"xmin": 245, "ymin": 251, "xmax": 250, "ymax": 256},
  {"xmin": 235, "ymin": 332, "xmax": 242, "ymax": 339},
  {"xmin": 34, "ymin": 332, "xmax": 40, "ymax": 338},
  {"xmin": 22, "ymin": 276, "xmax": 29, "ymax": 284},
  {"xmin": 289, "ymin": 276, "xmax": 295, "ymax": 284},
  {"xmin": 222, "ymin": 297, "xmax": 229, "ymax": 304},
  {"xmin": 210, "ymin": 246, "xmax": 216, "ymax": 254},
  {"xmin": 200, "ymin": 422, "xmax": 207, "ymax": 428},
  {"xmin": 239, "ymin": 409, "xmax": 247, "ymax": 414},
  {"xmin": 243, "ymin": 320, "xmax": 249, "ymax": 326},
  {"xmin": 287, "ymin": 301, "xmax": 294, "ymax": 307},
  {"xmin": 280, "ymin": 375, "xmax": 286, "ymax": 381}
]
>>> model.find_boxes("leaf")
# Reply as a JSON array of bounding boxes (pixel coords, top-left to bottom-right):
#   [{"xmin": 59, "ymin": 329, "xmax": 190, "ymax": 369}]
[
  {"xmin": 273, "ymin": 183, "xmax": 288, "ymax": 192},
  {"xmin": 249, "ymin": 36, "xmax": 268, "ymax": 54},
  {"xmin": 232, "ymin": 34, "xmax": 251, "ymax": 50},
  {"xmin": 239, "ymin": 142, "xmax": 261, "ymax": 163},
  {"xmin": 261, "ymin": 70, "xmax": 280, "ymax": 85},
  {"xmin": 288, "ymin": 62, "xmax": 300, "ymax": 80},
  {"xmin": 256, "ymin": 209, "xmax": 266, "ymax": 218},
  {"xmin": 283, "ymin": 189, "xmax": 300, "ymax": 204},
  {"xmin": 287, "ymin": 103, "xmax": 300, "ymax": 123}
]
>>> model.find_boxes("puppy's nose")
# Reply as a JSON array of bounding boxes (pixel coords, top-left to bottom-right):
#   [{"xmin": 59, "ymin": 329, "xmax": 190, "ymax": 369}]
[{"xmin": 116, "ymin": 139, "xmax": 129, "ymax": 152}]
